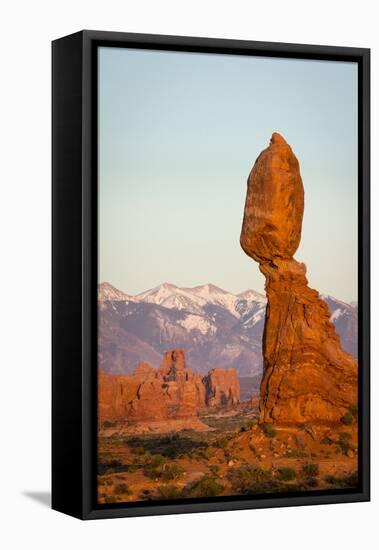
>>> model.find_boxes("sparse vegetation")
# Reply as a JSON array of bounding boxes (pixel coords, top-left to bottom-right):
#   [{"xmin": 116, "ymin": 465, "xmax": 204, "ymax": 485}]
[
  {"xmin": 104, "ymin": 495, "xmax": 118, "ymax": 503},
  {"xmin": 157, "ymin": 485, "xmax": 182, "ymax": 500},
  {"xmin": 161, "ymin": 463, "xmax": 185, "ymax": 482},
  {"xmin": 285, "ymin": 449, "xmax": 308, "ymax": 458},
  {"xmin": 188, "ymin": 475, "xmax": 224, "ymax": 498},
  {"xmin": 213, "ymin": 436, "xmax": 229, "ymax": 449},
  {"xmin": 228, "ymin": 464, "xmax": 272, "ymax": 493},
  {"xmin": 340, "ymin": 411, "xmax": 354, "ymax": 425},
  {"xmin": 324, "ymin": 471, "xmax": 358, "ymax": 488},
  {"xmin": 336, "ymin": 432, "xmax": 354, "ymax": 455},
  {"xmin": 114, "ymin": 483, "xmax": 132, "ymax": 495},
  {"xmin": 276, "ymin": 467, "xmax": 296, "ymax": 482},
  {"xmin": 262, "ymin": 423, "xmax": 277, "ymax": 438},
  {"xmin": 349, "ymin": 404, "xmax": 358, "ymax": 419},
  {"xmin": 131, "ymin": 446, "xmax": 147, "ymax": 455},
  {"xmin": 302, "ymin": 463, "xmax": 319, "ymax": 477}
]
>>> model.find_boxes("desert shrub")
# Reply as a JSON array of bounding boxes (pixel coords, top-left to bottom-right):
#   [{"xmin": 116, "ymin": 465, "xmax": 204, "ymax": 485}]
[
  {"xmin": 131, "ymin": 446, "xmax": 147, "ymax": 455},
  {"xmin": 143, "ymin": 454, "xmax": 166, "ymax": 479},
  {"xmin": 209, "ymin": 464, "xmax": 220, "ymax": 475},
  {"xmin": 104, "ymin": 479, "xmax": 114, "ymax": 486},
  {"xmin": 245, "ymin": 419, "xmax": 257, "ymax": 429},
  {"xmin": 228, "ymin": 464, "xmax": 272, "ymax": 494},
  {"xmin": 104, "ymin": 495, "xmax": 118, "ymax": 503},
  {"xmin": 139, "ymin": 489, "xmax": 153, "ymax": 500},
  {"xmin": 285, "ymin": 449, "xmax": 308, "ymax": 458},
  {"xmin": 263, "ymin": 424, "xmax": 277, "ymax": 438},
  {"xmin": 98, "ymin": 458, "xmax": 144, "ymax": 475},
  {"xmin": 157, "ymin": 485, "xmax": 182, "ymax": 500},
  {"xmin": 349, "ymin": 404, "xmax": 358, "ymax": 418},
  {"xmin": 240, "ymin": 426, "xmax": 247, "ymax": 433},
  {"xmin": 336, "ymin": 432, "xmax": 354, "ymax": 455},
  {"xmin": 324, "ymin": 474, "xmax": 337, "ymax": 484},
  {"xmin": 189, "ymin": 476, "xmax": 223, "ymax": 498},
  {"xmin": 302, "ymin": 463, "xmax": 319, "ymax": 477},
  {"xmin": 276, "ymin": 467, "xmax": 296, "ymax": 482},
  {"xmin": 103, "ymin": 420, "xmax": 116, "ymax": 428},
  {"xmin": 320, "ymin": 436, "xmax": 333, "ymax": 445},
  {"xmin": 249, "ymin": 443, "xmax": 257, "ymax": 454},
  {"xmin": 161, "ymin": 463, "xmax": 185, "ymax": 482},
  {"xmin": 213, "ymin": 437, "xmax": 229, "ymax": 449},
  {"xmin": 324, "ymin": 471, "xmax": 358, "ymax": 488},
  {"xmin": 303, "ymin": 477, "xmax": 318, "ymax": 488},
  {"xmin": 340, "ymin": 412, "xmax": 354, "ymax": 425},
  {"xmin": 114, "ymin": 483, "xmax": 132, "ymax": 495}
]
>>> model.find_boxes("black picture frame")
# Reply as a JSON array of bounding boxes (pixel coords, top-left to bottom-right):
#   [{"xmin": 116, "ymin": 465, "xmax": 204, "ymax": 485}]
[{"xmin": 52, "ymin": 30, "xmax": 370, "ymax": 520}]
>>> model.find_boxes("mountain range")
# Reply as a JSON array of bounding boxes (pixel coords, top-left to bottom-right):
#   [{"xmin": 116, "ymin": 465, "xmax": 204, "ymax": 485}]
[{"xmin": 98, "ymin": 282, "xmax": 357, "ymax": 379}]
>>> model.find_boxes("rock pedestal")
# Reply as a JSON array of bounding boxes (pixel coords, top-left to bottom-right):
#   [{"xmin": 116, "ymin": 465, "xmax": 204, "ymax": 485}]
[{"xmin": 240, "ymin": 133, "xmax": 357, "ymax": 424}]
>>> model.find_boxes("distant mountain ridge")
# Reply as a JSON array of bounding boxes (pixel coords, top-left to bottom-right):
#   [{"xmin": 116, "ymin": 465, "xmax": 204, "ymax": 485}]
[{"xmin": 98, "ymin": 282, "xmax": 357, "ymax": 377}]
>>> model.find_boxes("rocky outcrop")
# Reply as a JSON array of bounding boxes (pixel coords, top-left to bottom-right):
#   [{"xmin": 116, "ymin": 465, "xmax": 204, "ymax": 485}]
[
  {"xmin": 240, "ymin": 133, "xmax": 358, "ymax": 424},
  {"xmin": 203, "ymin": 368, "xmax": 240, "ymax": 407},
  {"xmin": 98, "ymin": 349, "xmax": 239, "ymax": 428}
]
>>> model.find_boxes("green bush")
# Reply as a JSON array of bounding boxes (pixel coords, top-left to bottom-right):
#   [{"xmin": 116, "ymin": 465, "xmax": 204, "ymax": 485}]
[
  {"xmin": 276, "ymin": 467, "xmax": 296, "ymax": 482},
  {"xmin": 103, "ymin": 420, "xmax": 116, "ymax": 428},
  {"xmin": 213, "ymin": 437, "xmax": 228, "ymax": 449},
  {"xmin": 189, "ymin": 476, "xmax": 223, "ymax": 498},
  {"xmin": 340, "ymin": 412, "xmax": 354, "ymax": 425},
  {"xmin": 114, "ymin": 483, "xmax": 132, "ymax": 495},
  {"xmin": 161, "ymin": 463, "xmax": 185, "ymax": 482},
  {"xmin": 336, "ymin": 432, "xmax": 354, "ymax": 455},
  {"xmin": 157, "ymin": 484, "xmax": 182, "ymax": 500},
  {"xmin": 131, "ymin": 446, "xmax": 147, "ymax": 455},
  {"xmin": 104, "ymin": 495, "xmax": 118, "ymax": 503},
  {"xmin": 349, "ymin": 404, "xmax": 358, "ymax": 418},
  {"xmin": 285, "ymin": 449, "xmax": 308, "ymax": 458},
  {"xmin": 229, "ymin": 464, "xmax": 272, "ymax": 494},
  {"xmin": 324, "ymin": 471, "xmax": 358, "ymax": 488},
  {"xmin": 304, "ymin": 477, "xmax": 318, "ymax": 488},
  {"xmin": 302, "ymin": 463, "xmax": 319, "ymax": 477},
  {"xmin": 263, "ymin": 424, "xmax": 277, "ymax": 438},
  {"xmin": 143, "ymin": 454, "xmax": 167, "ymax": 479}
]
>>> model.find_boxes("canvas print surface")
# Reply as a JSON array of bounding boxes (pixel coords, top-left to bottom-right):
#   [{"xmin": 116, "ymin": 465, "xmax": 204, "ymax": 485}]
[{"xmin": 97, "ymin": 47, "xmax": 358, "ymax": 505}]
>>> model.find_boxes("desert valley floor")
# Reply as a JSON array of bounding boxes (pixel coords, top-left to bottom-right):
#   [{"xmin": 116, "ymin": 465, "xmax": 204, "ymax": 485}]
[{"xmin": 98, "ymin": 401, "xmax": 358, "ymax": 504}]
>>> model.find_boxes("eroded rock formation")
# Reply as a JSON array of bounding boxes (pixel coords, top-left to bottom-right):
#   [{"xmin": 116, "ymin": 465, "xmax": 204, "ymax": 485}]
[
  {"xmin": 203, "ymin": 368, "xmax": 240, "ymax": 407},
  {"xmin": 98, "ymin": 349, "xmax": 240, "ymax": 428},
  {"xmin": 240, "ymin": 133, "xmax": 357, "ymax": 424}
]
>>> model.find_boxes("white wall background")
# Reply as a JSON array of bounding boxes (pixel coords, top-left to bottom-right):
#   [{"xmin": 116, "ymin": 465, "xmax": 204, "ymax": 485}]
[{"xmin": 0, "ymin": 1, "xmax": 376, "ymax": 548}]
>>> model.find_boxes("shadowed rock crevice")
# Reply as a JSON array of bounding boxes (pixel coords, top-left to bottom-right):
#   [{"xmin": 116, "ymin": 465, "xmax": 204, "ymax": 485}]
[{"xmin": 240, "ymin": 133, "xmax": 357, "ymax": 424}]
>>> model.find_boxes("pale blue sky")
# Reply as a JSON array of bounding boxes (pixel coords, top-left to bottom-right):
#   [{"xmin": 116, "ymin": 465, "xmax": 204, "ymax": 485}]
[{"xmin": 98, "ymin": 47, "xmax": 358, "ymax": 303}]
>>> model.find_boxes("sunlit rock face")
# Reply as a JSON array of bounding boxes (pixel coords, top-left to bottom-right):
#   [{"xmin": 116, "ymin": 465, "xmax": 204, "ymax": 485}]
[{"xmin": 240, "ymin": 133, "xmax": 357, "ymax": 424}]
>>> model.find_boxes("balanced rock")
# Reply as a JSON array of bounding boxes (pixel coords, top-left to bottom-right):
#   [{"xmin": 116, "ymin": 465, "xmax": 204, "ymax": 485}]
[{"xmin": 240, "ymin": 133, "xmax": 357, "ymax": 424}]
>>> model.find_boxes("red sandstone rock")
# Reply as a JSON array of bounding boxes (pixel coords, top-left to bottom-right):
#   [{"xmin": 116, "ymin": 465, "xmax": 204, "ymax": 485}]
[
  {"xmin": 240, "ymin": 133, "xmax": 358, "ymax": 424},
  {"xmin": 98, "ymin": 349, "xmax": 238, "ymax": 427},
  {"xmin": 203, "ymin": 368, "xmax": 240, "ymax": 407}
]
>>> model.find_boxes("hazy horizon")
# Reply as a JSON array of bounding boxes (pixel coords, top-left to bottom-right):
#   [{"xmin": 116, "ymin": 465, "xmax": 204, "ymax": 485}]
[{"xmin": 98, "ymin": 47, "xmax": 358, "ymax": 303}]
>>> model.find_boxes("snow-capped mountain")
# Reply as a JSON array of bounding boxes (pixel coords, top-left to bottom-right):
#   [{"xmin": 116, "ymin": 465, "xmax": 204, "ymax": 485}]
[
  {"xmin": 134, "ymin": 282, "xmax": 265, "ymax": 319},
  {"xmin": 98, "ymin": 282, "xmax": 357, "ymax": 378},
  {"xmin": 321, "ymin": 295, "xmax": 358, "ymax": 356},
  {"xmin": 98, "ymin": 282, "xmax": 132, "ymax": 303}
]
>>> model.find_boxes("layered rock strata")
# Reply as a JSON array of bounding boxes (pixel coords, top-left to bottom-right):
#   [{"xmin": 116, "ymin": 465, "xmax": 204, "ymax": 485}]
[{"xmin": 240, "ymin": 133, "xmax": 357, "ymax": 424}]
